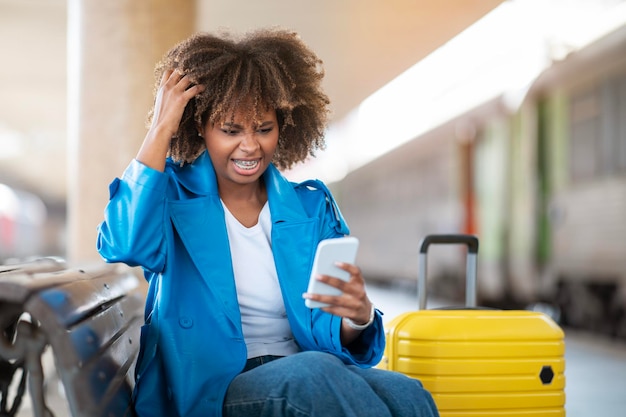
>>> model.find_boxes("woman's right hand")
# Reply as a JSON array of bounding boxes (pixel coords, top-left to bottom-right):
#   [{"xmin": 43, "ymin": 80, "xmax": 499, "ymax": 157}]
[{"xmin": 137, "ymin": 69, "xmax": 205, "ymax": 171}]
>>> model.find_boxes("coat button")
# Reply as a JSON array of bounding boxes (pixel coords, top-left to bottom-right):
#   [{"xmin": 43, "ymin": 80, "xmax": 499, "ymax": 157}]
[{"xmin": 179, "ymin": 316, "xmax": 193, "ymax": 328}]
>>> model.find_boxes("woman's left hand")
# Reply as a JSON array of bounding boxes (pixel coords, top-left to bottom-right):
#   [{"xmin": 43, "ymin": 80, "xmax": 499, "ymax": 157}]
[{"xmin": 304, "ymin": 262, "xmax": 374, "ymax": 344}]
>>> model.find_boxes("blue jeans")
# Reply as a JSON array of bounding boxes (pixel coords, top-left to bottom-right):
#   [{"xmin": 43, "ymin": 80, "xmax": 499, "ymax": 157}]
[{"xmin": 223, "ymin": 351, "xmax": 439, "ymax": 417}]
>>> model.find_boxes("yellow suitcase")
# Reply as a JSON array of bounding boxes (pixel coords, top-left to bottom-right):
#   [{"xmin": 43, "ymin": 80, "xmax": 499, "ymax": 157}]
[{"xmin": 379, "ymin": 235, "xmax": 566, "ymax": 416}]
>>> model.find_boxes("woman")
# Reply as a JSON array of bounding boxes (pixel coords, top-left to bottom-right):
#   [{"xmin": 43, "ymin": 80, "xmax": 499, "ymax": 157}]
[{"xmin": 97, "ymin": 28, "xmax": 439, "ymax": 417}]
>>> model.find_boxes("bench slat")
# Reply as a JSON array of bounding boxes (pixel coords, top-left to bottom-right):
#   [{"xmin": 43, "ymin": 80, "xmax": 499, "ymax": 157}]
[
  {"xmin": 38, "ymin": 294, "xmax": 143, "ymax": 370},
  {"xmin": 63, "ymin": 317, "xmax": 142, "ymax": 417},
  {"xmin": 26, "ymin": 268, "xmax": 139, "ymax": 328},
  {"xmin": 0, "ymin": 257, "xmax": 66, "ymax": 274},
  {"xmin": 0, "ymin": 257, "xmax": 68, "ymax": 303}
]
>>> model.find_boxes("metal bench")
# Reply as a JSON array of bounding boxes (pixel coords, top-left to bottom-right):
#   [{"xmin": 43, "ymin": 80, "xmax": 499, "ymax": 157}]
[{"xmin": 0, "ymin": 258, "xmax": 143, "ymax": 417}]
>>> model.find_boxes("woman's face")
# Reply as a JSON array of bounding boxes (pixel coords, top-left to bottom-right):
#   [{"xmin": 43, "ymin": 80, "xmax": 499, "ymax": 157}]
[{"xmin": 201, "ymin": 107, "xmax": 279, "ymax": 191}]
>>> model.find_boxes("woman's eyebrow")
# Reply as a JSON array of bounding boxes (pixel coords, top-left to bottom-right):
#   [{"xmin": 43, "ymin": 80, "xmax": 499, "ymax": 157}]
[
  {"xmin": 220, "ymin": 122, "xmax": 244, "ymax": 129},
  {"xmin": 220, "ymin": 120, "xmax": 275, "ymax": 129}
]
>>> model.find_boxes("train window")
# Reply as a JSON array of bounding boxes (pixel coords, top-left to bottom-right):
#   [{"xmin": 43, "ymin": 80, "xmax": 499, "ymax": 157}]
[
  {"xmin": 569, "ymin": 89, "xmax": 601, "ymax": 182},
  {"xmin": 617, "ymin": 77, "xmax": 626, "ymax": 172},
  {"xmin": 600, "ymin": 75, "xmax": 626, "ymax": 176},
  {"xmin": 568, "ymin": 71, "xmax": 626, "ymax": 182}
]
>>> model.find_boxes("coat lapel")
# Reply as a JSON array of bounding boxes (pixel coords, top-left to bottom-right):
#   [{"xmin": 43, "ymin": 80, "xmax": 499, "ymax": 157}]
[
  {"xmin": 264, "ymin": 166, "xmax": 319, "ymax": 319},
  {"xmin": 167, "ymin": 152, "xmax": 241, "ymax": 326},
  {"xmin": 168, "ymin": 196, "xmax": 242, "ymax": 327}
]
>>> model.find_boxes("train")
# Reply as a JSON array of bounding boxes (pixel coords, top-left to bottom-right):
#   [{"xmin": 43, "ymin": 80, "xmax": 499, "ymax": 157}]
[{"xmin": 332, "ymin": 23, "xmax": 626, "ymax": 339}]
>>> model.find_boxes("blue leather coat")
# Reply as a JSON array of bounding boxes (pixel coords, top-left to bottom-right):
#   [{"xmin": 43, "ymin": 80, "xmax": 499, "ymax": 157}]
[{"xmin": 96, "ymin": 151, "xmax": 385, "ymax": 417}]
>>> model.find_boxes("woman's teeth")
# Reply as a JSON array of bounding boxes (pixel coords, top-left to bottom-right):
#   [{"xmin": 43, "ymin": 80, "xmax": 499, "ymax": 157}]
[{"xmin": 233, "ymin": 159, "xmax": 259, "ymax": 170}]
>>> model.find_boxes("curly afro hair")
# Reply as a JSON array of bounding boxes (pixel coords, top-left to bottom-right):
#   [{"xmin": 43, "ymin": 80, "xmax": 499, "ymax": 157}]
[{"xmin": 149, "ymin": 27, "xmax": 331, "ymax": 171}]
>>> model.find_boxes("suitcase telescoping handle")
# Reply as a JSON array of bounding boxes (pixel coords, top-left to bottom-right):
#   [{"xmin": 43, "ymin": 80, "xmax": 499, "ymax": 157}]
[{"xmin": 417, "ymin": 234, "xmax": 479, "ymax": 310}]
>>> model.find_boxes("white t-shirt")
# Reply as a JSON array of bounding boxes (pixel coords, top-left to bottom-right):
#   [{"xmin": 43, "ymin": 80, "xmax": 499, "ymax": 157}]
[{"xmin": 221, "ymin": 200, "xmax": 300, "ymax": 358}]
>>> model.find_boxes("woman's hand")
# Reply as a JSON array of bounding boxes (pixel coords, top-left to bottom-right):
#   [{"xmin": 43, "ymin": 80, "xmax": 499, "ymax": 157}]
[
  {"xmin": 137, "ymin": 69, "xmax": 205, "ymax": 171},
  {"xmin": 304, "ymin": 262, "xmax": 374, "ymax": 345},
  {"xmin": 150, "ymin": 69, "xmax": 204, "ymax": 138}
]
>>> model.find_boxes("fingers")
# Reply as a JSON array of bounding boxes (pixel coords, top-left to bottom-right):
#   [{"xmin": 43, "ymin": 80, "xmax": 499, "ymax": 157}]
[
  {"xmin": 308, "ymin": 262, "xmax": 362, "ymax": 294},
  {"xmin": 160, "ymin": 69, "xmax": 203, "ymax": 93},
  {"xmin": 159, "ymin": 69, "xmax": 173, "ymax": 87},
  {"xmin": 159, "ymin": 69, "xmax": 185, "ymax": 92},
  {"xmin": 165, "ymin": 70, "xmax": 187, "ymax": 89},
  {"xmin": 148, "ymin": 68, "xmax": 205, "ymax": 142},
  {"xmin": 303, "ymin": 262, "xmax": 371, "ymax": 321},
  {"xmin": 183, "ymin": 83, "xmax": 205, "ymax": 100}
]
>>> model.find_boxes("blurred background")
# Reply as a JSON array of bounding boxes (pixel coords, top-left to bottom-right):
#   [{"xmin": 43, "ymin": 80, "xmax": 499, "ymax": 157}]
[{"xmin": 2, "ymin": 0, "xmax": 626, "ymax": 341}]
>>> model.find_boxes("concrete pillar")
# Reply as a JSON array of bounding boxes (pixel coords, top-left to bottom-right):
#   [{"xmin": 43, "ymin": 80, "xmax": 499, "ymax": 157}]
[{"xmin": 67, "ymin": 0, "xmax": 195, "ymax": 263}]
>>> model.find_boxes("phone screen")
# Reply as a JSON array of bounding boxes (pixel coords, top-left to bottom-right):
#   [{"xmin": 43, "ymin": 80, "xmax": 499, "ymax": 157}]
[{"xmin": 305, "ymin": 237, "xmax": 359, "ymax": 308}]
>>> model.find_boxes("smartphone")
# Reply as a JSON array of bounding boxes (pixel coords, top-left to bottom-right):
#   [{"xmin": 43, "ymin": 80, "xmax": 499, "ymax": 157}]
[{"xmin": 305, "ymin": 237, "xmax": 359, "ymax": 308}]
